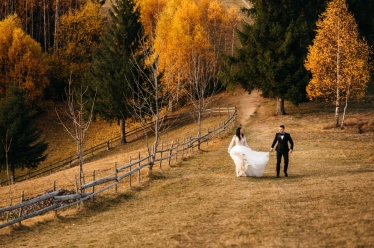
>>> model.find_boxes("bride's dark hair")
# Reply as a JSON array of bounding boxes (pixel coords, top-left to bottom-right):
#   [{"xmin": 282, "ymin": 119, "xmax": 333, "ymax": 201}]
[{"xmin": 236, "ymin": 127, "xmax": 244, "ymax": 141}]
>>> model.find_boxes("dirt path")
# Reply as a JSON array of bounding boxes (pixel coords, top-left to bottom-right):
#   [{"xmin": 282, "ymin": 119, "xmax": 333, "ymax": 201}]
[{"xmin": 222, "ymin": 87, "xmax": 264, "ymax": 126}]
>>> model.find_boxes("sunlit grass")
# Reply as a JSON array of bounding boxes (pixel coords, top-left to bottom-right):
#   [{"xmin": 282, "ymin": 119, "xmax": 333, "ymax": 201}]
[{"xmin": 0, "ymin": 86, "xmax": 373, "ymax": 247}]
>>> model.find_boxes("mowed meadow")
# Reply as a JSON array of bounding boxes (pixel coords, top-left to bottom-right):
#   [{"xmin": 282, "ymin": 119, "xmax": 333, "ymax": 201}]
[{"xmin": 0, "ymin": 85, "xmax": 373, "ymax": 247}]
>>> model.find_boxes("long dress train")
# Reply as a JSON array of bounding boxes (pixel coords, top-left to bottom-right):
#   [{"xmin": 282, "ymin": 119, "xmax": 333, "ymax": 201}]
[{"xmin": 228, "ymin": 135, "xmax": 269, "ymax": 177}]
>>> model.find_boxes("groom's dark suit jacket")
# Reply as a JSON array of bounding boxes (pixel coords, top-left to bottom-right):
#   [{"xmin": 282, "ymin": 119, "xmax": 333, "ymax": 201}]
[{"xmin": 271, "ymin": 132, "xmax": 294, "ymax": 153}]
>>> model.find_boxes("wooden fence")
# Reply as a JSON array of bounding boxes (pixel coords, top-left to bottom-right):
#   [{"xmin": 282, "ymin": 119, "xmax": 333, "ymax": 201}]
[
  {"xmin": 0, "ymin": 106, "xmax": 234, "ymax": 186},
  {"xmin": 0, "ymin": 107, "xmax": 237, "ymax": 229}
]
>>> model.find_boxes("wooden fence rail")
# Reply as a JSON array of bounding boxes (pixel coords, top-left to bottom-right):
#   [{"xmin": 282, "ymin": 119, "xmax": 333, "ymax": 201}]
[
  {"xmin": 0, "ymin": 107, "xmax": 236, "ymax": 229},
  {"xmin": 1, "ymin": 106, "xmax": 234, "ymax": 186}
]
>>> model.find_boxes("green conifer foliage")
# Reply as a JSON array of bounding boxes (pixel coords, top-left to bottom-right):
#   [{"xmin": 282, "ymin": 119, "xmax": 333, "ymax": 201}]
[
  {"xmin": 86, "ymin": 0, "xmax": 146, "ymax": 145},
  {"xmin": 221, "ymin": 0, "xmax": 326, "ymax": 115},
  {"xmin": 0, "ymin": 86, "xmax": 48, "ymax": 183}
]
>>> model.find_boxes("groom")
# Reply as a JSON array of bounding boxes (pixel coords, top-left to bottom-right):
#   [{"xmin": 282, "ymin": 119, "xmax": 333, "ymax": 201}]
[{"xmin": 270, "ymin": 125, "xmax": 294, "ymax": 178}]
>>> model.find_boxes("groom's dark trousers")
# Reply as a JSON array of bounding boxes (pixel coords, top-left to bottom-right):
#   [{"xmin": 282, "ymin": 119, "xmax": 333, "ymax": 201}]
[
  {"xmin": 276, "ymin": 151, "xmax": 289, "ymax": 176},
  {"xmin": 271, "ymin": 133, "xmax": 294, "ymax": 176}
]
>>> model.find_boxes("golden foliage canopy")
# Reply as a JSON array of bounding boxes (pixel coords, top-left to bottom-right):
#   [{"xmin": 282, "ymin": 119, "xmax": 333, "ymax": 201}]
[
  {"xmin": 137, "ymin": 0, "xmax": 166, "ymax": 36},
  {"xmin": 153, "ymin": 0, "xmax": 241, "ymax": 96},
  {"xmin": 53, "ymin": 1, "xmax": 103, "ymax": 82},
  {"xmin": 0, "ymin": 14, "xmax": 48, "ymax": 102}
]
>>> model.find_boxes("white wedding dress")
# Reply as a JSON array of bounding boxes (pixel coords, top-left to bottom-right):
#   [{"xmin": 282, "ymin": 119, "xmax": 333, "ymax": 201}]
[{"xmin": 228, "ymin": 135, "xmax": 269, "ymax": 177}]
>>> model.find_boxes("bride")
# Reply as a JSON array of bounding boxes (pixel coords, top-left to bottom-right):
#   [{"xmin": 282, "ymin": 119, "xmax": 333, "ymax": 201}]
[{"xmin": 228, "ymin": 127, "xmax": 269, "ymax": 177}]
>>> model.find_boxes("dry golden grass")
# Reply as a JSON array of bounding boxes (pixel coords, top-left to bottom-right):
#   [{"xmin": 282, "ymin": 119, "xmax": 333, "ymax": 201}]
[
  {"xmin": 0, "ymin": 87, "xmax": 373, "ymax": 247},
  {"xmin": 0, "ymin": 90, "xmax": 236, "ymax": 206}
]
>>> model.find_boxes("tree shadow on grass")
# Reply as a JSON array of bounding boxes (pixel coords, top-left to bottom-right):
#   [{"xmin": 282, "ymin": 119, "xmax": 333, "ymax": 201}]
[{"xmin": 247, "ymin": 174, "xmax": 307, "ymax": 180}]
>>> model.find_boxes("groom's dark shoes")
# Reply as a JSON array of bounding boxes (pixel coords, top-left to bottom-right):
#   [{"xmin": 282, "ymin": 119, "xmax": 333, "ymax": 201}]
[
  {"xmin": 276, "ymin": 175, "xmax": 280, "ymax": 178},
  {"xmin": 285, "ymin": 172, "xmax": 288, "ymax": 177}
]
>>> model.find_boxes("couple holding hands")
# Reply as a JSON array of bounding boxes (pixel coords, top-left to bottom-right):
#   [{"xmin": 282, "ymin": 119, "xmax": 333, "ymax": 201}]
[{"xmin": 228, "ymin": 125, "xmax": 294, "ymax": 178}]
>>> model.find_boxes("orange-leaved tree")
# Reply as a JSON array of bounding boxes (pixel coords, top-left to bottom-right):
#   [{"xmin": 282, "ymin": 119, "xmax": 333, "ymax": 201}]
[
  {"xmin": 0, "ymin": 14, "xmax": 48, "ymax": 103},
  {"xmin": 304, "ymin": 0, "xmax": 371, "ymax": 128},
  {"xmin": 137, "ymin": 0, "xmax": 166, "ymax": 37},
  {"xmin": 53, "ymin": 1, "xmax": 103, "ymax": 85},
  {"xmin": 154, "ymin": 0, "xmax": 241, "ymax": 107}
]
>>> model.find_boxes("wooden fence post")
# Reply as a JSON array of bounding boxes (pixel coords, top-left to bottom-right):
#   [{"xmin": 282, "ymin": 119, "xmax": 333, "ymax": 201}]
[
  {"xmin": 74, "ymin": 175, "xmax": 79, "ymax": 210},
  {"xmin": 207, "ymin": 128, "xmax": 209, "ymax": 146},
  {"xmin": 190, "ymin": 134, "xmax": 193, "ymax": 154},
  {"xmin": 175, "ymin": 141, "xmax": 178, "ymax": 162},
  {"xmin": 106, "ymin": 141, "xmax": 110, "ymax": 150},
  {"xmin": 115, "ymin": 162, "xmax": 118, "ymax": 193},
  {"xmin": 212, "ymin": 126, "xmax": 215, "ymax": 144},
  {"xmin": 160, "ymin": 142, "xmax": 163, "ymax": 168},
  {"xmin": 18, "ymin": 191, "xmax": 24, "ymax": 225},
  {"xmin": 168, "ymin": 141, "xmax": 174, "ymax": 166},
  {"xmin": 92, "ymin": 170, "xmax": 96, "ymax": 202},
  {"xmin": 138, "ymin": 152, "xmax": 141, "ymax": 184},
  {"xmin": 218, "ymin": 123, "xmax": 221, "ymax": 138},
  {"xmin": 182, "ymin": 137, "xmax": 185, "ymax": 158},
  {"xmin": 53, "ymin": 181, "xmax": 58, "ymax": 217},
  {"xmin": 129, "ymin": 156, "xmax": 132, "ymax": 187}
]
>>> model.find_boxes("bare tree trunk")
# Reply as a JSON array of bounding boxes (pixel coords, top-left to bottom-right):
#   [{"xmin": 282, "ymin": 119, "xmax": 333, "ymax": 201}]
[
  {"xmin": 25, "ymin": 0, "xmax": 27, "ymax": 33},
  {"xmin": 7, "ymin": 165, "xmax": 13, "ymax": 207},
  {"xmin": 341, "ymin": 95, "xmax": 349, "ymax": 130},
  {"xmin": 275, "ymin": 97, "xmax": 286, "ymax": 115},
  {"xmin": 120, "ymin": 118, "xmax": 126, "ymax": 145},
  {"xmin": 54, "ymin": 0, "xmax": 59, "ymax": 52},
  {"xmin": 197, "ymin": 100, "xmax": 202, "ymax": 150},
  {"xmin": 149, "ymin": 71, "xmax": 160, "ymax": 175},
  {"xmin": 55, "ymin": 75, "xmax": 96, "ymax": 193},
  {"xmin": 77, "ymin": 139, "xmax": 85, "ymax": 187},
  {"xmin": 10, "ymin": 165, "xmax": 15, "ymax": 184},
  {"xmin": 335, "ymin": 88, "xmax": 340, "ymax": 127},
  {"xmin": 2, "ymin": 134, "xmax": 13, "ymax": 208},
  {"xmin": 185, "ymin": 47, "xmax": 221, "ymax": 149},
  {"xmin": 128, "ymin": 37, "xmax": 177, "ymax": 177},
  {"xmin": 336, "ymin": 23, "xmax": 340, "ymax": 128},
  {"xmin": 31, "ymin": 3, "xmax": 33, "ymax": 38},
  {"xmin": 231, "ymin": 26, "xmax": 235, "ymax": 57},
  {"xmin": 149, "ymin": 119, "xmax": 159, "ymax": 176},
  {"xmin": 43, "ymin": 0, "xmax": 47, "ymax": 51}
]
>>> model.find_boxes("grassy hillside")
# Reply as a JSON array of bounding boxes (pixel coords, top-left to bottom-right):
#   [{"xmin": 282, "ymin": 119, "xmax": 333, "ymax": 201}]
[
  {"xmin": 1, "ymin": 86, "xmax": 373, "ymax": 247},
  {"xmin": 1, "ymin": 0, "xmax": 374, "ymax": 246},
  {"xmin": 0, "ymin": 88, "xmax": 237, "ymax": 207}
]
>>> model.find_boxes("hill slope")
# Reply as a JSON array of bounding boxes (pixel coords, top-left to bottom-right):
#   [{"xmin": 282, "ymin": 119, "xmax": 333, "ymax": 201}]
[
  {"xmin": 1, "ymin": 86, "xmax": 374, "ymax": 247},
  {"xmin": 1, "ymin": 0, "xmax": 374, "ymax": 246}
]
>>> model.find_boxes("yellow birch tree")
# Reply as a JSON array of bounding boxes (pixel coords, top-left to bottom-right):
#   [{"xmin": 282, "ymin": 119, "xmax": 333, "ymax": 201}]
[
  {"xmin": 0, "ymin": 14, "xmax": 48, "ymax": 103},
  {"xmin": 137, "ymin": 0, "xmax": 166, "ymax": 37},
  {"xmin": 53, "ymin": 1, "xmax": 103, "ymax": 84},
  {"xmin": 154, "ymin": 0, "xmax": 241, "ymax": 105},
  {"xmin": 304, "ymin": 0, "xmax": 371, "ymax": 128}
]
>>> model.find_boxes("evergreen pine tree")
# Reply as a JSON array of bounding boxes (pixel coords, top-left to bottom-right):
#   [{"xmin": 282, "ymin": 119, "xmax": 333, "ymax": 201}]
[
  {"xmin": 345, "ymin": 0, "xmax": 374, "ymax": 49},
  {"xmin": 0, "ymin": 86, "xmax": 48, "ymax": 183},
  {"xmin": 86, "ymin": 0, "xmax": 146, "ymax": 145},
  {"xmin": 222, "ymin": 0, "xmax": 326, "ymax": 115}
]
